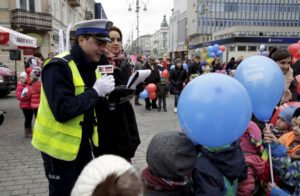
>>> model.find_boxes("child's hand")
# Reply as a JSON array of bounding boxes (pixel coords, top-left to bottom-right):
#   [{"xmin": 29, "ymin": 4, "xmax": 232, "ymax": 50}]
[
  {"xmin": 263, "ymin": 130, "xmax": 279, "ymax": 144},
  {"xmin": 267, "ymin": 182, "xmax": 277, "ymax": 192},
  {"xmin": 291, "ymin": 150, "xmax": 300, "ymax": 160}
]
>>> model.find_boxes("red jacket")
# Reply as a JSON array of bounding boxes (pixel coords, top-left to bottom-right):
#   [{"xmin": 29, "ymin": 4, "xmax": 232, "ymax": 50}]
[
  {"xmin": 25, "ymin": 67, "xmax": 32, "ymax": 85},
  {"xmin": 16, "ymin": 82, "xmax": 31, "ymax": 109},
  {"xmin": 28, "ymin": 81, "xmax": 41, "ymax": 109},
  {"xmin": 237, "ymin": 154, "xmax": 265, "ymax": 196}
]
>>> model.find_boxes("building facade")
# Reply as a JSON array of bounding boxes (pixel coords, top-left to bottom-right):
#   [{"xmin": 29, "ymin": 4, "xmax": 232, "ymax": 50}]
[
  {"xmin": 187, "ymin": 0, "xmax": 300, "ymax": 61},
  {"xmin": 0, "ymin": 0, "xmax": 95, "ymax": 70},
  {"xmin": 150, "ymin": 15, "xmax": 169, "ymax": 58},
  {"xmin": 169, "ymin": 0, "xmax": 188, "ymax": 60},
  {"xmin": 139, "ymin": 34, "xmax": 151, "ymax": 56}
]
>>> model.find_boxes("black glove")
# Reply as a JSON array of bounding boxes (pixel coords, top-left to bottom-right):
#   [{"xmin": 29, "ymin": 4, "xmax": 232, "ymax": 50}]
[{"xmin": 109, "ymin": 85, "xmax": 135, "ymax": 104}]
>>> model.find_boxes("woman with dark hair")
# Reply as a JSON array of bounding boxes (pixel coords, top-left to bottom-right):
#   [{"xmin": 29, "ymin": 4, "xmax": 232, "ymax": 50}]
[
  {"xmin": 169, "ymin": 58, "xmax": 188, "ymax": 113},
  {"xmin": 95, "ymin": 26, "xmax": 140, "ymax": 162},
  {"xmin": 271, "ymin": 49, "xmax": 298, "ymax": 103}
]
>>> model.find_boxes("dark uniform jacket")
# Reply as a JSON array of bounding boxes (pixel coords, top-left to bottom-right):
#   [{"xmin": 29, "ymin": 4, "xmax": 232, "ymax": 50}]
[{"xmin": 42, "ymin": 43, "xmax": 99, "ymax": 140}]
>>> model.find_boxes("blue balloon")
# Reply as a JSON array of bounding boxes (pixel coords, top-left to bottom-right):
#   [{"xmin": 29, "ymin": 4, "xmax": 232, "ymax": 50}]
[
  {"xmin": 208, "ymin": 52, "xmax": 216, "ymax": 58},
  {"xmin": 217, "ymin": 50, "xmax": 223, "ymax": 56},
  {"xmin": 213, "ymin": 44, "xmax": 220, "ymax": 52},
  {"xmin": 183, "ymin": 63, "xmax": 189, "ymax": 72},
  {"xmin": 234, "ymin": 56, "xmax": 285, "ymax": 122},
  {"xmin": 170, "ymin": 64, "xmax": 175, "ymax": 70},
  {"xmin": 178, "ymin": 74, "xmax": 252, "ymax": 147},
  {"xmin": 207, "ymin": 46, "xmax": 214, "ymax": 53},
  {"xmin": 139, "ymin": 89, "xmax": 149, "ymax": 99}
]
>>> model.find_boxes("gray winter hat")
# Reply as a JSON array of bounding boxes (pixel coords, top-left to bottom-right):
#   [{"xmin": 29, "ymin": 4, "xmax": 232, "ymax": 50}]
[{"xmin": 146, "ymin": 131, "xmax": 197, "ymax": 179}]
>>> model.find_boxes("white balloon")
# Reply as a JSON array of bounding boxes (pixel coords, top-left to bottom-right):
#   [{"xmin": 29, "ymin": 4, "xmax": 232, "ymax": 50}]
[{"xmin": 259, "ymin": 44, "xmax": 266, "ymax": 51}]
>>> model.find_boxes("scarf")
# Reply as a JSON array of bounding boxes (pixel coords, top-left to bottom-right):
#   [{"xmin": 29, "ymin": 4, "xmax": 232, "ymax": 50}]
[
  {"xmin": 106, "ymin": 50, "xmax": 126, "ymax": 67},
  {"xmin": 141, "ymin": 167, "xmax": 189, "ymax": 191}
]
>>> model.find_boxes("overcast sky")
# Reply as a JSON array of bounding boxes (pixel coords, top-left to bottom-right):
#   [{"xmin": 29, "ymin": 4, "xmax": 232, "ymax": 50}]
[{"xmin": 96, "ymin": 0, "xmax": 174, "ymax": 45}]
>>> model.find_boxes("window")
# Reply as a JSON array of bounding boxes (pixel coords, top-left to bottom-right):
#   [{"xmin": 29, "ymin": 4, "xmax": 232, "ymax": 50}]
[
  {"xmin": 61, "ymin": 2, "xmax": 67, "ymax": 25},
  {"xmin": 248, "ymin": 46, "xmax": 257, "ymax": 51},
  {"xmin": 229, "ymin": 46, "xmax": 235, "ymax": 51},
  {"xmin": 238, "ymin": 46, "xmax": 246, "ymax": 51},
  {"xmin": 52, "ymin": 0, "xmax": 58, "ymax": 18},
  {"xmin": 20, "ymin": 0, "xmax": 26, "ymax": 9},
  {"xmin": 19, "ymin": 0, "xmax": 35, "ymax": 11},
  {"xmin": 29, "ymin": 0, "xmax": 35, "ymax": 11}
]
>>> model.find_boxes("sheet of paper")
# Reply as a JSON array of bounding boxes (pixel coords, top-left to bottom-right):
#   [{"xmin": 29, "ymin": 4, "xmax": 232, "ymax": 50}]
[{"xmin": 126, "ymin": 70, "xmax": 151, "ymax": 89}]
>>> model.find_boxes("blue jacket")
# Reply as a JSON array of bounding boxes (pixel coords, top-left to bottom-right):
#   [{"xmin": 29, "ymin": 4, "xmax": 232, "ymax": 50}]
[{"xmin": 270, "ymin": 143, "xmax": 300, "ymax": 196}]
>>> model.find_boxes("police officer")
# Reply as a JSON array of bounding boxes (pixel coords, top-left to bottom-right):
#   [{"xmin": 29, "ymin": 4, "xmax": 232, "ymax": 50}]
[{"xmin": 32, "ymin": 19, "xmax": 115, "ymax": 196}]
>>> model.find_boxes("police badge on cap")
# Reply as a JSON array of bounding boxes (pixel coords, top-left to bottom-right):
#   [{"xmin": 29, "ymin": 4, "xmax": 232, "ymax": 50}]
[{"xmin": 74, "ymin": 19, "xmax": 113, "ymax": 42}]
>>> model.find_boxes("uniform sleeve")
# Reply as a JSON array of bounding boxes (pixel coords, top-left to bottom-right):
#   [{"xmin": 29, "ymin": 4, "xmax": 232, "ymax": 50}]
[{"xmin": 42, "ymin": 63, "xmax": 98, "ymax": 123}]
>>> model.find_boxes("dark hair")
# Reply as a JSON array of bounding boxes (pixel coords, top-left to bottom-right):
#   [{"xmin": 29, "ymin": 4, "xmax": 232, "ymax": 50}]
[
  {"xmin": 293, "ymin": 107, "xmax": 300, "ymax": 118},
  {"xmin": 109, "ymin": 26, "xmax": 123, "ymax": 42},
  {"xmin": 75, "ymin": 34, "xmax": 90, "ymax": 44},
  {"xmin": 195, "ymin": 55, "xmax": 201, "ymax": 59},
  {"xmin": 92, "ymin": 170, "xmax": 142, "ymax": 196},
  {"xmin": 34, "ymin": 51, "xmax": 44, "ymax": 61},
  {"xmin": 137, "ymin": 54, "xmax": 142, "ymax": 61},
  {"xmin": 175, "ymin": 58, "xmax": 182, "ymax": 65},
  {"xmin": 270, "ymin": 49, "xmax": 291, "ymax": 62}
]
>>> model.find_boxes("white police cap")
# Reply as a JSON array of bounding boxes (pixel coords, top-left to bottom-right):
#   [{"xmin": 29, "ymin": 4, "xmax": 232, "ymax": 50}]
[{"xmin": 74, "ymin": 19, "xmax": 113, "ymax": 42}]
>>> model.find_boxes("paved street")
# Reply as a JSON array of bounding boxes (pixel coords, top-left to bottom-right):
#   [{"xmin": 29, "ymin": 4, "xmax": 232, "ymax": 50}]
[{"xmin": 0, "ymin": 92, "xmax": 181, "ymax": 196}]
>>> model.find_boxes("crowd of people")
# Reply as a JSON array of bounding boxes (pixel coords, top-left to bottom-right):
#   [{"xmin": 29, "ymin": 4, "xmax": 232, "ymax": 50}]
[{"xmin": 14, "ymin": 17, "xmax": 300, "ymax": 196}]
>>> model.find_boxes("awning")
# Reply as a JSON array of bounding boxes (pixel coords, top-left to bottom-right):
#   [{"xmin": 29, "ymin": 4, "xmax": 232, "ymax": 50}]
[{"xmin": 0, "ymin": 26, "xmax": 37, "ymax": 49}]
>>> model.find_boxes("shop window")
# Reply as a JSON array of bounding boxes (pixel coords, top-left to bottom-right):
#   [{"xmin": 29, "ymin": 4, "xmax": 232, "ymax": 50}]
[{"xmin": 238, "ymin": 46, "xmax": 246, "ymax": 51}]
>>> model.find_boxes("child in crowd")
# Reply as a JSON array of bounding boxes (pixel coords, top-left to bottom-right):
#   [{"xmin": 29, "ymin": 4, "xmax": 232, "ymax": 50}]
[
  {"xmin": 264, "ymin": 128, "xmax": 300, "ymax": 195},
  {"xmin": 16, "ymin": 71, "xmax": 33, "ymax": 138},
  {"xmin": 273, "ymin": 106, "xmax": 298, "ymax": 138},
  {"xmin": 279, "ymin": 107, "xmax": 300, "ymax": 159},
  {"xmin": 238, "ymin": 121, "xmax": 266, "ymax": 195},
  {"xmin": 141, "ymin": 132, "xmax": 197, "ymax": 196},
  {"xmin": 270, "ymin": 49, "xmax": 298, "ymax": 103},
  {"xmin": 192, "ymin": 140, "xmax": 246, "ymax": 195},
  {"xmin": 72, "ymin": 155, "xmax": 143, "ymax": 196},
  {"xmin": 27, "ymin": 66, "xmax": 42, "ymax": 116},
  {"xmin": 157, "ymin": 70, "xmax": 168, "ymax": 112}
]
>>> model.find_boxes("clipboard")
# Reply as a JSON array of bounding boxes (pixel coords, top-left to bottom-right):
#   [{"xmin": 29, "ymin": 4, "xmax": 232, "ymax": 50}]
[{"xmin": 126, "ymin": 70, "xmax": 151, "ymax": 89}]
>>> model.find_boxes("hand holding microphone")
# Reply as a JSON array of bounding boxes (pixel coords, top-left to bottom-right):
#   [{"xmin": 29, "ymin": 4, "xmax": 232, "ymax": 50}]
[{"xmin": 93, "ymin": 75, "xmax": 115, "ymax": 97}]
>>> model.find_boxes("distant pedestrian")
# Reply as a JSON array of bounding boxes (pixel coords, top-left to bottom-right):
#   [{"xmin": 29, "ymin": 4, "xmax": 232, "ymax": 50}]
[
  {"xmin": 157, "ymin": 71, "xmax": 168, "ymax": 112},
  {"xmin": 16, "ymin": 71, "xmax": 32, "ymax": 138},
  {"xmin": 169, "ymin": 58, "xmax": 188, "ymax": 113}
]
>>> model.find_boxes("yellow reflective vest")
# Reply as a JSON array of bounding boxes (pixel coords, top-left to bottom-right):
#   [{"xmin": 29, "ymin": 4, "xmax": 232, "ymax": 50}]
[{"xmin": 32, "ymin": 51, "xmax": 99, "ymax": 161}]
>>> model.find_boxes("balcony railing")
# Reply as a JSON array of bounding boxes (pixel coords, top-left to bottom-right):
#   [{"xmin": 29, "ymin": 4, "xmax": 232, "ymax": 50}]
[
  {"xmin": 11, "ymin": 9, "xmax": 52, "ymax": 31},
  {"xmin": 68, "ymin": 0, "xmax": 80, "ymax": 7}
]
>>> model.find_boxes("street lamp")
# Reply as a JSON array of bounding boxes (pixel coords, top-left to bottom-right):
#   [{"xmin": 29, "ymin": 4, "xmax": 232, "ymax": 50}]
[{"xmin": 126, "ymin": 0, "xmax": 149, "ymax": 55}]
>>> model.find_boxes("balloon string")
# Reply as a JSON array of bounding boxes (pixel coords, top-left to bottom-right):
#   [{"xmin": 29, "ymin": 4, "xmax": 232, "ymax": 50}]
[{"xmin": 266, "ymin": 123, "xmax": 275, "ymax": 184}]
